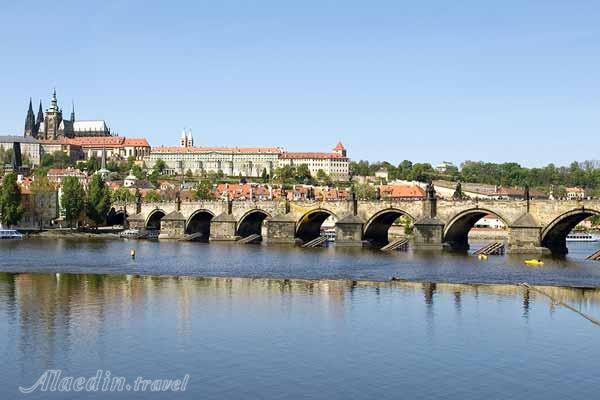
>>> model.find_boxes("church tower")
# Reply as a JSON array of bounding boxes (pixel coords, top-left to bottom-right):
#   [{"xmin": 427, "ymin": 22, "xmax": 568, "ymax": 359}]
[
  {"xmin": 180, "ymin": 129, "xmax": 187, "ymax": 147},
  {"xmin": 186, "ymin": 128, "xmax": 194, "ymax": 147},
  {"xmin": 43, "ymin": 89, "xmax": 64, "ymax": 140},
  {"xmin": 24, "ymin": 98, "xmax": 36, "ymax": 137}
]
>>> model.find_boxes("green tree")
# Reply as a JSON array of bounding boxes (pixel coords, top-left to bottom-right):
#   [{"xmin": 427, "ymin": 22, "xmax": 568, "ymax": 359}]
[
  {"xmin": 127, "ymin": 156, "xmax": 136, "ymax": 170},
  {"xmin": 352, "ymin": 183, "xmax": 377, "ymax": 200},
  {"xmin": 261, "ymin": 168, "xmax": 269, "ymax": 183},
  {"xmin": 86, "ymin": 157, "xmax": 99, "ymax": 174},
  {"xmin": 131, "ymin": 164, "xmax": 145, "ymax": 179},
  {"xmin": 0, "ymin": 173, "xmax": 24, "ymax": 227},
  {"xmin": 295, "ymin": 164, "xmax": 315, "ymax": 185},
  {"xmin": 144, "ymin": 191, "xmax": 161, "ymax": 202},
  {"xmin": 148, "ymin": 169, "xmax": 160, "ymax": 187},
  {"xmin": 195, "ymin": 180, "xmax": 213, "ymax": 200},
  {"xmin": 185, "ymin": 169, "xmax": 194, "ymax": 178},
  {"xmin": 154, "ymin": 159, "xmax": 166, "ymax": 174},
  {"xmin": 316, "ymin": 169, "xmax": 331, "ymax": 185},
  {"xmin": 112, "ymin": 187, "xmax": 134, "ymax": 203},
  {"xmin": 61, "ymin": 176, "xmax": 85, "ymax": 227},
  {"xmin": 86, "ymin": 174, "xmax": 111, "ymax": 226}
]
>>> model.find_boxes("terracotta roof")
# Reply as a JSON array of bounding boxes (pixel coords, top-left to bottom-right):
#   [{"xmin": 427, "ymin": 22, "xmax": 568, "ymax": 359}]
[
  {"xmin": 70, "ymin": 136, "xmax": 125, "ymax": 146},
  {"xmin": 38, "ymin": 138, "xmax": 81, "ymax": 147},
  {"xmin": 151, "ymin": 146, "xmax": 281, "ymax": 154},
  {"xmin": 379, "ymin": 184, "xmax": 425, "ymax": 198},
  {"xmin": 280, "ymin": 152, "xmax": 345, "ymax": 159},
  {"xmin": 334, "ymin": 141, "xmax": 345, "ymax": 151},
  {"xmin": 65, "ymin": 136, "xmax": 150, "ymax": 148},
  {"xmin": 123, "ymin": 138, "xmax": 150, "ymax": 147}
]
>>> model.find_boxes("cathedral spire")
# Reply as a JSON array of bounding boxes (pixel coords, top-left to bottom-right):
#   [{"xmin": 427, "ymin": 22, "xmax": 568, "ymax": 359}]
[
  {"xmin": 70, "ymin": 100, "xmax": 75, "ymax": 122},
  {"xmin": 36, "ymin": 101, "xmax": 44, "ymax": 125},
  {"xmin": 49, "ymin": 88, "xmax": 59, "ymax": 112},
  {"xmin": 24, "ymin": 98, "xmax": 36, "ymax": 137}
]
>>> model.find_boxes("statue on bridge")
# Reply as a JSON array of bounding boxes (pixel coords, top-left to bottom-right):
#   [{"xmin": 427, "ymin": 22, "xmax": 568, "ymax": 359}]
[
  {"xmin": 135, "ymin": 188, "xmax": 142, "ymax": 214},
  {"xmin": 452, "ymin": 182, "xmax": 464, "ymax": 200},
  {"xmin": 426, "ymin": 180, "xmax": 436, "ymax": 200}
]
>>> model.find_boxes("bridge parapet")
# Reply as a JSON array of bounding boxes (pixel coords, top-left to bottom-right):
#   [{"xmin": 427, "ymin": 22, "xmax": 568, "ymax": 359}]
[{"xmin": 114, "ymin": 198, "xmax": 600, "ymax": 254}]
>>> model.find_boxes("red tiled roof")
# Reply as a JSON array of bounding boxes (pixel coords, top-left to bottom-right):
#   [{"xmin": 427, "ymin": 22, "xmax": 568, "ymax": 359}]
[
  {"xmin": 334, "ymin": 141, "xmax": 345, "ymax": 151},
  {"xmin": 280, "ymin": 152, "xmax": 345, "ymax": 159},
  {"xmin": 70, "ymin": 136, "xmax": 125, "ymax": 146},
  {"xmin": 379, "ymin": 184, "xmax": 425, "ymax": 198},
  {"xmin": 123, "ymin": 138, "xmax": 150, "ymax": 147},
  {"xmin": 38, "ymin": 139, "xmax": 82, "ymax": 148},
  {"xmin": 152, "ymin": 146, "xmax": 281, "ymax": 154}
]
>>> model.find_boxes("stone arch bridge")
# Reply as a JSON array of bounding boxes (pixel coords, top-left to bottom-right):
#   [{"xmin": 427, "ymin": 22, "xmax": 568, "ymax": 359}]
[{"xmin": 114, "ymin": 197, "xmax": 600, "ymax": 255}]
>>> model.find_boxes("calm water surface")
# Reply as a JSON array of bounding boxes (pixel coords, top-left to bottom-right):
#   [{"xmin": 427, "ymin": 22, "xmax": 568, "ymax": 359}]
[
  {"xmin": 1, "ymin": 238, "xmax": 600, "ymax": 287},
  {"xmin": 0, "ymin": 273, "xmax": 598, "ymax": 399}
]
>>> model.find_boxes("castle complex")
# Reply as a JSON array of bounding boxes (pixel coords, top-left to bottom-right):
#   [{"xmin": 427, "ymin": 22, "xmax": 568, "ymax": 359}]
[
  {"xmin": 17, "ymin": 90, "xmax": 350, "ymax": 180},
  {"xmin": 24, "ymin": 90, "xmax": 110, "ymax": 140}
]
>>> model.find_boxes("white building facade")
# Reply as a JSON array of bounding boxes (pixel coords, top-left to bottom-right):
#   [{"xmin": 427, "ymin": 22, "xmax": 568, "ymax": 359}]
[{"xmin": 145, "ymin": 132, "xmax": 350, "ymax": 181}]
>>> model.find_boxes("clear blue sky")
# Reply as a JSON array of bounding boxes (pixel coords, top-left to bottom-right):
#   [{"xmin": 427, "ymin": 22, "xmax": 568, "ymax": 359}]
[{"xmin": 1, "ymin": 0, "xmax": 599, "ymax": 167}]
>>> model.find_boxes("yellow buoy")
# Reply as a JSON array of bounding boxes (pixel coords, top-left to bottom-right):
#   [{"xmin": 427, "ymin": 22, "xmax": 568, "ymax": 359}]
[
  {"xmin": 130, "ymin": 249, "xmax": 136, "ymax": 259},
  {"xmin": 478, "ymin": 254, "xmax": 488, "ymax": 260}
]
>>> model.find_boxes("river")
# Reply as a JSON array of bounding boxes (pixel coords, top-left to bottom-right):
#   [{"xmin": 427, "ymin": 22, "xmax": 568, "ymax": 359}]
[
  {"xmin": 1, "ymin": 239, "xmax": 599, "ymax": 399},
  {"xmin": 1, "ymin": 238, "xmax": 600, "ymax": 287}
]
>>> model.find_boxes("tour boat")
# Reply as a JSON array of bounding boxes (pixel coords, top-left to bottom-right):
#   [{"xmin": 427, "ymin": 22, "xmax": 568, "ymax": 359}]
[
  {"xmin": 120, "ymin": 229, "xmax": 141, "ymax": 239},
  {"xmin": 566, "ymin": 232, "xmax": 600, "ymax": 242},
  {"xmin": 0, "ymin": 229, "xmax": 23, "ymax": 240}
]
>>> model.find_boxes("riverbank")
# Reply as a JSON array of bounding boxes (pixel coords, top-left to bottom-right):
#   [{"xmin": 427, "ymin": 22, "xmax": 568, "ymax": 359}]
[{"xmin": 28, "ymin": 229, "xmax": 121, "ymax": 240}]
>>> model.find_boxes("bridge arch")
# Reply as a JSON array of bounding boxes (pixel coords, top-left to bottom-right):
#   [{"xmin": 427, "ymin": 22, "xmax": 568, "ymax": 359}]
[
  {"xmin": 236, "ymin": 209, "xmax": 271, "ymax": 239},
  {"xmin": 443, "ymin": 208, "xmax": 510, "ymax": 251},
  {"xmin": 106, "ymin": 208, "xmax": 126, "ymax": 226},
  {"xmin": 363, "ymin": 208, "xmax": 416, "ymax": 246},
  {"xmin": 541, "ymin": 208, "xmax": 600, "ymax": 255},
  {"xmin": 146, "ymin": 209, "xmax": 166, "ymax": 230},
  {"xmin": 185, "ymin": 209, "xmax": 215, "ymax": 241},
  {"xmin": 296, "ymin": 208, "xmax": 337, "ymax": 243}
]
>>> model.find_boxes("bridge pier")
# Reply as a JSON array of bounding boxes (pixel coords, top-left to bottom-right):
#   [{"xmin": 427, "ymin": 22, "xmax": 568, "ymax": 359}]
[
  {"xmin": 159, "ymin": 211, "xmax": 186, "ymax": 239},
  {"xmin": 210, "ymin": 212, "xmax": 239, "ymax": 241},
  {"xmin": 507, "ymin": 213, "xmax": 548, "ymax": 254},
  {"xmin": 335, "ymin": 214, "xmax": 365, "ymax": 247},
  {"xmin": 126, "ymin": 214, "xmax": 145, "ymax": 231},
  {"xmin": 413, "ymin": 218, "xmax": 445, "ymax": 251},
  {"xmin": 413, "ymin": 186, "xmax": 445, "ymax": 251},
  {"xmin": 263, "ymin": 214, "xmax": 297, "ymax": 245}
]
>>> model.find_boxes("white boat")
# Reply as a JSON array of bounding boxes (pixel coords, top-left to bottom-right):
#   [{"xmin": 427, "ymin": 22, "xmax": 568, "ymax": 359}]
[
  {"xmin": 322, "ymin": 228, "xmax": 336, "ymax": 242},
  {"xmin": 0, "ymin": 229, "xmax": 23, "ymax": 240},
  {"xmin": 120, "ymin": 229, "xmax": 141, "ymax": 239},
  {"xmin": 566, "ymin": 232, "xmax": 600, "ymax": 242}
]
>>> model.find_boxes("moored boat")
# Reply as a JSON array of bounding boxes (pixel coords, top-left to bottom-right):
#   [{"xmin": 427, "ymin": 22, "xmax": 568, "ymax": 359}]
[{"xmin": 0, "ymin": 229, "xmax": 23, "ymax": 240}]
